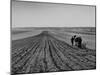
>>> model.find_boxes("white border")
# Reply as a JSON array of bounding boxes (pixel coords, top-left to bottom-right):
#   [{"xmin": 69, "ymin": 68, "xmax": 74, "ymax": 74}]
[{"xmin": 0, "ymin": 0, "xmax": 100, "ymax": 75}]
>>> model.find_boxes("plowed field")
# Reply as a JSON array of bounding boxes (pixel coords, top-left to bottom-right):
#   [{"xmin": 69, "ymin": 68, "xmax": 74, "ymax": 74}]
[{"xmin": 11, "ymin": 31, "xmax": 96, "ymax": 75}]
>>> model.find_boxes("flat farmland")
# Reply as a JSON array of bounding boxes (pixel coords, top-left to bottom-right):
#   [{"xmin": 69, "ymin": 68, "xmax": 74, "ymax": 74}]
[
  {"xmin": 12, "ymin": 27, "xmax": 96, "ymax": 49},
  {"xmin": 11, "ymin": 27, "xmax": 96, "ymax": 74}
]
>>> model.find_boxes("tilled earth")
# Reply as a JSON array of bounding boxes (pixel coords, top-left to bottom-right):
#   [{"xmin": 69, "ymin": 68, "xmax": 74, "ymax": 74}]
[{"xmin": 11, "ymin": 31, "xmax": 96, "ymax": 75}]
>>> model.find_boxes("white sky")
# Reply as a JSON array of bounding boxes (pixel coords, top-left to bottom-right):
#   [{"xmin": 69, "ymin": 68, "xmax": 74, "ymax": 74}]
[{"xmin": 12, "ymin": 0, "xmax": 96, "ymax": 27}]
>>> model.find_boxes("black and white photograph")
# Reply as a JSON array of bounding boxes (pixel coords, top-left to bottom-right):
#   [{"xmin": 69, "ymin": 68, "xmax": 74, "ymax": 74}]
[{"xmin": 11, "ymin": 0, "xmax": 96, "ymax": 75}]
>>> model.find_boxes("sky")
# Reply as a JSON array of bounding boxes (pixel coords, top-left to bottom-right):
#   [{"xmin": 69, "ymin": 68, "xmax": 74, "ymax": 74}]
[{"xmin": 12, "ymin": 0, "xmax": 96, "ymax": 27}]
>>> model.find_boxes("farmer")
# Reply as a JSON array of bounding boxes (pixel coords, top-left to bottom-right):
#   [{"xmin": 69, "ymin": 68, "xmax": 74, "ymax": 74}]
[
  {"xmin": 75, "ymin": 36, "xmax": 82, "ymax": 48},
  {"xmin": 71, "ymin": 35, "xmax": 76, "ymax": 46}
]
